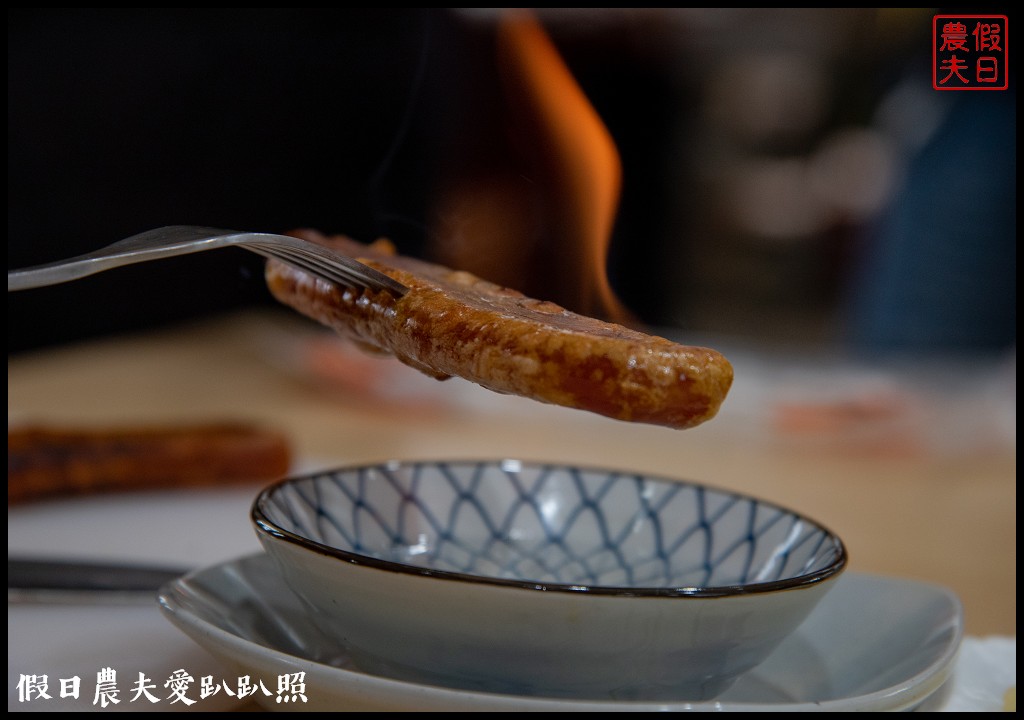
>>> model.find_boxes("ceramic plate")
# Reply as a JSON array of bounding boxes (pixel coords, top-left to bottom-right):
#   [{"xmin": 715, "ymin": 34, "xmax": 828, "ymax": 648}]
[{"xmin": 158, "ymin": 554, "xmax": 962, "ymax": 712}]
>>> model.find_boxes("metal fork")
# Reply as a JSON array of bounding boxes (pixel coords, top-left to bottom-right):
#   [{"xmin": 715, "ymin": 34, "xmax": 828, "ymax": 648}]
[{"xmin": 7, "ymin": 225, "xmax": 408, "ymax": 296}]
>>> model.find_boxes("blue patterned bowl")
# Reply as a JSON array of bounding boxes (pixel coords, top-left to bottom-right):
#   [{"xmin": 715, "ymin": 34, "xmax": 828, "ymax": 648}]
[{"xmin": 252, "ymin": 460, "xmax": 846, "ymax": 701}]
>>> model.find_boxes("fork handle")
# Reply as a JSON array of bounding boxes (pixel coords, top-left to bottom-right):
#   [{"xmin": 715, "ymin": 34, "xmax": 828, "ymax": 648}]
[
  {"xmin": 9, "ymin": 256, "xmax": 131, "ymax": 291},
  {"xmin": 7, "ymin": 227, "xmax": 234, "ymax": 292}
]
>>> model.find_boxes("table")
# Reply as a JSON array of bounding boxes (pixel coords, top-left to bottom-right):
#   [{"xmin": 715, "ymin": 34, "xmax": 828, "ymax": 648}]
[{"xmin": 8, "ymin": 309, "xmax": 1016, "ymax": 711}]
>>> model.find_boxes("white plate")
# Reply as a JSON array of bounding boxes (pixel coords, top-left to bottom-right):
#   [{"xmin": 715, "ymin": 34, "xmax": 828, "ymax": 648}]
[{"xmin": 158, "ymin": 554, "xmax": 963, "ymax": 712}]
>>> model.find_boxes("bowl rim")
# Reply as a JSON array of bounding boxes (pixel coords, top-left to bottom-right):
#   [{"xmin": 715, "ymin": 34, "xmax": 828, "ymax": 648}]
[{"xmin": 251, "ymin": 458, "xmax": 848, "ymax": 598}]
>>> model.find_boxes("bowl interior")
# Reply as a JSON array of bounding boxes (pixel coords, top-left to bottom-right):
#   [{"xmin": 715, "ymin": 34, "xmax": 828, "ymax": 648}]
[{"xmin": 254, "ymin": 460, "xmax": 845, "ymax": 593}]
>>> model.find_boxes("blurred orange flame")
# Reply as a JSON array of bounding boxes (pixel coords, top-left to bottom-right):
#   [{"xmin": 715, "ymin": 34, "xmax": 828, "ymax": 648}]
[
  {"xmin": 496, "ymin": 11, "xmax": 629, "ymax": 321},
  {"xmin": 431, "ymin": 11, "xmax": 631, "ymax": 323}
]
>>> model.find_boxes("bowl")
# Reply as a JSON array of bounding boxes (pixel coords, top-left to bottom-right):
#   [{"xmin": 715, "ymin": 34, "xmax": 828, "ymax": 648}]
[{"xmin": 252, "ymin": 459, "xmax": 847, "ymax": 701}]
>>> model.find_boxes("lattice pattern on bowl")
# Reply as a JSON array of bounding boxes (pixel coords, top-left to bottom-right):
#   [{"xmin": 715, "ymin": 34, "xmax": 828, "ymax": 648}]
[{"xmin": 255, "ymin": 460, "xmax": 845, "ymax": 594}]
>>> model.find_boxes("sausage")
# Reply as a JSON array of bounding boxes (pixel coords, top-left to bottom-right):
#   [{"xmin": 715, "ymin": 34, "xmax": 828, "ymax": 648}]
[
  {"xmin": 8, "ymin": 423, "xmax": 292, "ymax": 503},
  {"xmin": 265, "ymin": 230, "xmax": 733, "ymax": 430}
]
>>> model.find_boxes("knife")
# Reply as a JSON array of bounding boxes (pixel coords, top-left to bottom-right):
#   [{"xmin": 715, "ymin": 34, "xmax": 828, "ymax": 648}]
[{"xmin": 8, "ymin": 557, "xmax": 190, "ymax": 602}]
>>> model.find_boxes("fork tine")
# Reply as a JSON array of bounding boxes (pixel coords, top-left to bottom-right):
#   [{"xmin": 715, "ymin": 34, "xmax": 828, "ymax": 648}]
[
  {"xmin": 246, "ymin": 241, "xmax": 407, "ymax": 296},
  {"xmin": 246, "ymin": 246, "xmax": 365, "ymax": 290},
  {"xmin": 242, "ymin": 246, "xmax": 334, "ymax": 283}
]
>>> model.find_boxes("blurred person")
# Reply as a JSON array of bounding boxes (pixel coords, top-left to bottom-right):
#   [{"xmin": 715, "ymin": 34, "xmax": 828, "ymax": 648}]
[{"xmin": 843, "ymin": 47, "xmax": 1015, "ymax": 356}]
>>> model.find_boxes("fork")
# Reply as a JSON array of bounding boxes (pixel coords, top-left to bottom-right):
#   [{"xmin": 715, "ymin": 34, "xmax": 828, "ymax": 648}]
[{"xmin": 6, "ymin": 225, "xmax": 408, "ymax": 296}]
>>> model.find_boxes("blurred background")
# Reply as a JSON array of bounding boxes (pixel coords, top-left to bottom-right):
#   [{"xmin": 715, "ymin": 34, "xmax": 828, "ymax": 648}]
[{"xmin": 8, "ymin": 8, "xmax": 1015, "ymax": 356}]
